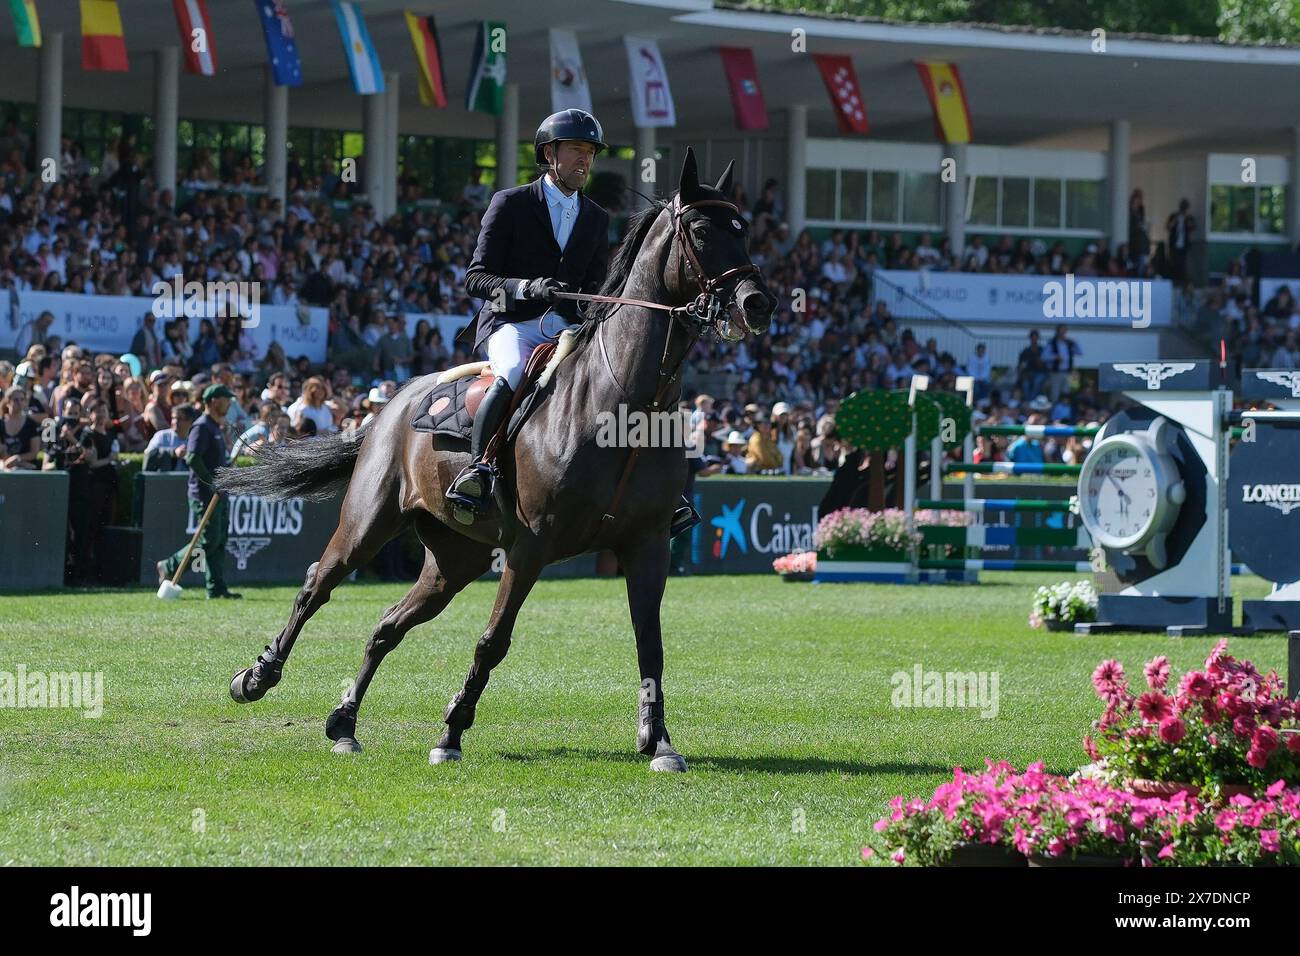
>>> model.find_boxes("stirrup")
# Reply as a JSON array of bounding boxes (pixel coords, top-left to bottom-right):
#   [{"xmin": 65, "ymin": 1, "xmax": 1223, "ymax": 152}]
[
  {"xmin": 446, "ymin": 462, "xmax": 493, "ymax": 514},
  {"xmin": 670, "ymin": 502, "xmax": 701, "ymax": 539}
]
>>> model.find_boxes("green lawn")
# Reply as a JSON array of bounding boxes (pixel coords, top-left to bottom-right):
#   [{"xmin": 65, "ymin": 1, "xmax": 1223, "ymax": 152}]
[{"xmin": 0, "ymin": 573, "xmax": 1281, "ymax": 866}]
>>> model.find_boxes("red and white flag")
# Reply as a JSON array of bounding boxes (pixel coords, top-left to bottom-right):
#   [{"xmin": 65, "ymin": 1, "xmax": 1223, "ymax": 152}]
[
  {"xmin": 813, "ymin": 54, "xmax": 868, "ymax": 135},
  {"xmin": 718, "ymin": 47, "xmax": 768, "ymax": 131},
  {"xmin": 173, "ymin": 0, "xmax": 217, "ymax": 76}
]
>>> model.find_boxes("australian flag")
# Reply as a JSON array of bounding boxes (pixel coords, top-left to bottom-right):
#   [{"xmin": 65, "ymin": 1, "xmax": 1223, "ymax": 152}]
[{"xmin": 255, "ymin": 0, "xmax": 303, "ymax": 87}]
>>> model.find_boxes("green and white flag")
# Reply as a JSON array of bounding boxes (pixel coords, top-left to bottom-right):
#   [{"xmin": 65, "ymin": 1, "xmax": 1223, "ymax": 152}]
[{"xmin": 465, "ymin": 20, "xmax": 506, "ymax": 115}]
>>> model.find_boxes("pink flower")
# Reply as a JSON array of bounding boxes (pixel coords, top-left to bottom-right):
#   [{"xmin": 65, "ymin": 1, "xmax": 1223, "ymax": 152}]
[
  {"xmin": 1093, "ymin": 659, "xmax": 1128, "ymax": 702},
  {"xmin": 1158, "ymin": 716, "xmax": 1186, "ymax": 744},
  {"xmin": 861, "ymin": 846, "xmax": 874, "ymax": 860},
  {"xmin": 1233, "ymin": 714, "xmax": 1257, "ymax": 738},
  {"xmin": 1179, "ymin": 670, "xmax": 1214, "ymax": 699},
  {"xmin": 1254, "ymin": 726, "xmax": 1280, "ymax": 755},
  {"xmin": 1288, "ymin": 735, "xmax": 1300, "ymax": 755},
  {"xmin": 1260, "ymin": 830, "xmax": 1281, "ymax": 854},
  {"xmin": 1215, "ymin": 810, "xmax": 1238, "ymax": 832},
  {"xmin": 1047, "ymin": 836, "xmax": 1067, "ymax": 857},
  {"xmin": 1137, "ymin": 692, "xmax": 1173, "ymax": 723},
  {"xmin": 1083, "ymin": 734, "xmax": 1099, "ymax": 761},
  {"xmin": 891, "ymin": 849, "xmax": 905, "ymax": 864},
  {"xmin": 1247, "ymin": 747, "xmax": 1270, "ymax": 769},
  {"xmin": 873, "ymin": 818, "xmax": 890, "ymax": 832},
  {"xmin": 1157, "ymin": 844, "xmax": 1174, "ymax": 860},
  {"xmin": 1267, "ymin": 780, "xmax": 1287, "ymax": 799},
  {"xmin": 1144, "ymin": 656, "xmax": 1171, "ymax": 690}
]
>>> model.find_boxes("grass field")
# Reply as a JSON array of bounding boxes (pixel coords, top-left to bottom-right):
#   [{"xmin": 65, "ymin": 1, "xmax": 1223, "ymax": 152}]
[{"xmin": 0, "ymin": 573, "xmax": 1281, "ymax": 866}]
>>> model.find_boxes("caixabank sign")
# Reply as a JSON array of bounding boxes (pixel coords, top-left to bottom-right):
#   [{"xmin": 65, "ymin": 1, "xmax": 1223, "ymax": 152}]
[{"xmin": 687, "ymin": 478, "xmax": 830, "ymax": 574}]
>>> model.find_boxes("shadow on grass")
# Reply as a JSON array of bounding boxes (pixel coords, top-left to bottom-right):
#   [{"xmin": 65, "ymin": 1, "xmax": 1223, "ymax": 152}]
[{"xmin": 496, "ymin": 747, "xmax": 951, "ymax": 777}]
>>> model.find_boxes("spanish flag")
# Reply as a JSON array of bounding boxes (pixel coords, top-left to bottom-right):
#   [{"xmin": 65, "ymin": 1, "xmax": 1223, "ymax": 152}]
[
  {"xmin": 8, "ymin": 0, "xmax": 40, "ymax": 48},
  {"xmin": 915, "ymin": 61, "xmax": 972, "ymax": 144},
  {"xmin": 405, "ymin": 11, "xmax": 447, "ymax": 108},
  {"xmin": 81, "ymin": 0, "xmax": 129, "ymax": 73}
]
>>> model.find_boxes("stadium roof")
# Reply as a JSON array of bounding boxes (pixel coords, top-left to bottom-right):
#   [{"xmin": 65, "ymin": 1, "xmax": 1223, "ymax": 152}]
[{"xmin": 2, "ymin": 0, "xmax": 1298, "ymax": 157}]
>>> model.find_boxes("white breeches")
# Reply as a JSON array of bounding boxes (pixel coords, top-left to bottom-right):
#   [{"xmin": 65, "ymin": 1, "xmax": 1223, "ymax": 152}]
[{"xmin": 486, "ymin": 312, "xmax": 570, "ymax": 389}]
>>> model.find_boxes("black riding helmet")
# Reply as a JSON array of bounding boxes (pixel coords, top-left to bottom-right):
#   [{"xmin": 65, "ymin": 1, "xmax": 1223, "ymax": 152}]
[{"xmin": 534, "ymin": 109, "xmax": 607, "ymax": 167}]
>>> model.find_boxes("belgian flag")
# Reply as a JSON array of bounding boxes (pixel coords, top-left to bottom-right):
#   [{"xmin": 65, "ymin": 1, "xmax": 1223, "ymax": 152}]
[{"xmin": 80, "ymin": 0, "xmax": 129, "ymax": 72}]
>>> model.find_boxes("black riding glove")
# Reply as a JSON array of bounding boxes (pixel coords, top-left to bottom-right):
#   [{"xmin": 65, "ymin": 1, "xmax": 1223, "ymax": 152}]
[{"xmin": 519, "ymin": 277, "xmax": 568, "ymax": 304}]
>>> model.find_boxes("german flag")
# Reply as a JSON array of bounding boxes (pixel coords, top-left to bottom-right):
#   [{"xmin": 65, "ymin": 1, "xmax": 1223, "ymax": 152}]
[
  {"xmin": 80, "ymin": 0, "xmax": 129, "ymax": 72},
  {"xmin": 405, "ymin": 11, "xmax": 447, "ymax": 108},
  {"xmin": 915, "ymin": 61, "xmax": 972, "ymax": 144}
]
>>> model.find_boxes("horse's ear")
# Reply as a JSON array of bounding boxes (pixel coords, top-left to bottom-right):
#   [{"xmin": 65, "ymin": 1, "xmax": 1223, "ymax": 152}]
[
  {"xmin": 714, "ymin": 160, "xmax": 735, "ymax": 197},
  {"xmin": 678, "ymin": 147, "xmax": 699, "ymax": 197}
]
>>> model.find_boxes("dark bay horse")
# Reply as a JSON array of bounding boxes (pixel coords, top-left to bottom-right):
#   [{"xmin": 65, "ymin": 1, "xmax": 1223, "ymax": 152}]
[{"xmin": 215, "ymin": 148, "xmax": 774, "ymax": 771}]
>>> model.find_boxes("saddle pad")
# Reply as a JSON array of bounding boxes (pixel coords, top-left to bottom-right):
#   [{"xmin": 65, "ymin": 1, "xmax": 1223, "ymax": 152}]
[{"xmin": 410, "ymin": 376, "xmax": 475, "ymax": 441}]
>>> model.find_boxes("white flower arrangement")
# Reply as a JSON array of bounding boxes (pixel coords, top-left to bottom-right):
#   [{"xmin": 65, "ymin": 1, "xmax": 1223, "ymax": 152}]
[{"xmin": 1028, "ymin": 579, "xmax": 1099, "ymax": 629}]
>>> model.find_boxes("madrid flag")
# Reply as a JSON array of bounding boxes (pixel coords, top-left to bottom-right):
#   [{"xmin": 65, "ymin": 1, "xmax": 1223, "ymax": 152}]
[{"xmin": 813, "ymin": 54, "xmax": 868, "ymax": 135}]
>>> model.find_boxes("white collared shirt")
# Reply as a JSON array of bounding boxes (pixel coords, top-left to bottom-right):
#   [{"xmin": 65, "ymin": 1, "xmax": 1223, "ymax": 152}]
[{"xmin": 540, "ymin": 174, "xmax": 579, "ymax": 251}]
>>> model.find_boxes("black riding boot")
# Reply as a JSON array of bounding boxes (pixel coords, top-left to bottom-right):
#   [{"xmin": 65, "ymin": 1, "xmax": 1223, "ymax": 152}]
[{"xmin": 446, "ymin": 377, "xmax": 514, "ymax": 515}]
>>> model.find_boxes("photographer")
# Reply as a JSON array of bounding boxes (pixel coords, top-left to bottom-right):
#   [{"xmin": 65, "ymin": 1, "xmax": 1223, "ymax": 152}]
[{"xmin": 42, "ymin": 397, "xmax": 94, "ymax": 581}]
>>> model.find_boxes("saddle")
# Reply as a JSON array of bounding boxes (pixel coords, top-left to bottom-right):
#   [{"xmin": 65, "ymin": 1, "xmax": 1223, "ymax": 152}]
[{"xmin": 410, "ymin": 338, "xmax": 563, "ymax": 446}]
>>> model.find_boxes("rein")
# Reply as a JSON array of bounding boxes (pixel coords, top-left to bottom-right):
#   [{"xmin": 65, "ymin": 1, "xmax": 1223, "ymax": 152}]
[{"xmin": 551, "ymin": 195, "xmax": 758, "ymax": 526}]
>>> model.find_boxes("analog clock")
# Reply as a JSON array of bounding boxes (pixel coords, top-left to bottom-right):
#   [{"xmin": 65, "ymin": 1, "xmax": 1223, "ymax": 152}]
[{"xmin": 1077, "ymin": 417, "xmax": 1186, "ymax": 568}]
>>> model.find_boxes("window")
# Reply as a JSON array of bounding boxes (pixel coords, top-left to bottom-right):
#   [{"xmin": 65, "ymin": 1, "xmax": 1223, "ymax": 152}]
[
  {"xmin": 870, "ymin": 170, "xmax": 898, "ymax": 223},
  {"xmin": 1259, "ymin": 186, "xmax": 1286, "ymax": 234},
  {"xmin": 902, "ymin": 171, "xmax": 939, "ymax": 225},
  {"xmin": 969, "ymin": 176, "xmax": 998, "ymax": 226},
  {"xmin": 1033, "ymin": 180, "xmax": 1061, "ymax": 229},
  {"xmin": 806, "ymin": 168, "xmax": 836, "ymax": 220},
  {"xmin": 1211, "ymin": 183, "xmax": 1288, "ymax": 235},
  {"xmin": 1001, "ymin": 177, "xmax": 1029, "ymax": 228},
  {"xmin": 1066, "ymin": 180, "xmax": 1103, "ymax": 231},
  {"xmin": 839, "ymin": 169, "xmax": 867, "ymax": 221}
]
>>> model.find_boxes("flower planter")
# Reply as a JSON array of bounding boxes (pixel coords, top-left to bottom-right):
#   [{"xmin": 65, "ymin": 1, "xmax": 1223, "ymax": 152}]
[
  {"xmin": 780, "ymin": 571, "xmax": 815, "ymax": 583},
  {"xmin": 1127, "ymin": 779, "xmax": 1255, "ymax": 800},
  {"xmin": 1044, "ymin": 619, "xmax": 1075, "ymax": 632},
  {"xmin": 815, "ymin": 546, "xmax": 915, "ymax": 584},
  {"xmin": 1028, "ymin": 852, "xmax": 1129, "ymax": 867},
  {"xmin": 943, "ymin": 843, "xmax": 1027, "ymax": 867}
]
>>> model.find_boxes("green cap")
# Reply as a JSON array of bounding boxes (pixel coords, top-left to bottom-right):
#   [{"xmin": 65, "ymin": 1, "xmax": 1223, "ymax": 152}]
[{"xmin": 202, "ymin": 384, "xmax": 237, "ymax": 402}]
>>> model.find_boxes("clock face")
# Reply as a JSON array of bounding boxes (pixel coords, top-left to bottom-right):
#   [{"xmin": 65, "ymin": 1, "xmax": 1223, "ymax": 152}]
[{"xmin": 1081, "ymin": 440, "xmax": 1160, "ymax": 545}]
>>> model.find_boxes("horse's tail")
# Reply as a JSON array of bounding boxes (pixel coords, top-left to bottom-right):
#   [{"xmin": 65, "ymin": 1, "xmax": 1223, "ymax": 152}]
[{"xmin": 214, "ymin": 428, "xmax": 365, "ymax": 502}]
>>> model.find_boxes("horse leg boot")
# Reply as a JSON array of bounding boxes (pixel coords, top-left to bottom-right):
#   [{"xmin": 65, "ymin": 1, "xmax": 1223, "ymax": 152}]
[
  {"xmin": 446, "ymin": 377, "xmax": 514, "ymax": 517},
  {"xmin": 230, "ymin": 559, "xmax": 336, "ymax": 703},
  {"xmin": 431, "ymin": 548, "xmax": 543, "ymax": 764}
]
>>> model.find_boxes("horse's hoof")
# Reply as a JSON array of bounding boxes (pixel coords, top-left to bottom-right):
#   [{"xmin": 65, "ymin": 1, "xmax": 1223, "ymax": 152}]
[
  {"xmin": 331, "ymin": 737, "xmax": 363, "ymax": 754},
  {"xmin": 650, "ymin": 751, "xmax": 688, "ymax": 773},
  {"xmin": 429, "ymin": 747, "xmax": 462, "ymax": 765},
  {"xmin": 229, "ymin": 669, "xmax": 254, "ymax": 703}
]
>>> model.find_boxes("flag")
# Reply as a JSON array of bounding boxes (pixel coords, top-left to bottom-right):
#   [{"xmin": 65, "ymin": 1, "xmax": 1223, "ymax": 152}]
[
  {"xmin": 718, "ymin": 47, "xmax": 767, "ymax": 131},
  {"xmin": 8, "ymin": 0, "xmax": 39, "ymax": 48},
  {"xmin": 80, "ymin": 0, "xmax": 128, "ymax": 72},
  {"xmin": 172, "ymin": 0, "xmax": 216, "ymax": 76},
  {"xmin": 549, "ymin": 29, "xmax": 591, "ymax": 113},
  {"xmin": 254, "ymin": 0, "xmax": 302, "ymax": 87},
  {"xmin": 332, "ymin": 1, "xmax": 382, "ymax": 95},
  {"xmin": 813, "ymin": 54, "xmax": 868, "ymax": 135},
  {"xmin": 624, "ymin": 36, "xmax": 675, "ymax": 128},
  {"xmin": 915, "ymin": 61, "xmax": 972, "ymax": 143},
  {"xmin": 404, "ymin": 11, "xmax": 446, "ymax": 108},
  {"xmin": 465, "ymin": 21, "xmax": 506, "ymax": 115}
]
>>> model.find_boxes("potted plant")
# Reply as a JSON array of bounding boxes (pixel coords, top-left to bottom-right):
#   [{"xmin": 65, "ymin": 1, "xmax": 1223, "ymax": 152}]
[
  {"xmin": 771, "ymin": 551, "xmax": 816, "ymax": 582},
  {"xmin": 814, "ymin": 508, "xmax": 922, "ymax": 583},
  {"xmin": 1088, "ymin": 642, "xmax": 1300, "ymax": 799},
  {"xmin": 1028, "ymin": 580, "xmax": 1098, "ymax": 631}
]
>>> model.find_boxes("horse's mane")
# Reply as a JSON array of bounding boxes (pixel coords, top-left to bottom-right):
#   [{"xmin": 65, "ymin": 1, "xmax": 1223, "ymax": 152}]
[{"xmin": 573, "ymin": 197, "xmax": 670, "ymax": 345}]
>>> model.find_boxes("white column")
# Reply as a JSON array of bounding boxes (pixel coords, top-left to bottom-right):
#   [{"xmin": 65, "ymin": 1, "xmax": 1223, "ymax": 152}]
[
  {"xmin": 634, "ymin": 126, "xmax": 656, "ymax": 208},
  {"xmin": 385, "ymin": 72, "xmax": 400, "ymax": 218},
  {"xmin": 1109, "ymin": 119, "xmax": 1131, "ymax": 252},
  {"xmin": 946, "ymin": 142, "xmax": 968, "ymax": 260},
  {"xmin": 785, "ymin": 105, "xmax": 807, "ymax": 234},
  {"xmin": 363, "ymin": 90, "xmax": 385, "ymax": 217},
  {"xmin": 153, "ymin": 48, "xmax": 180, "ymax": 199},
  {"xmin": 1290, "ymin": 126, "xmax": 1300, "ymax": 247},
  {"xmin": 495, "ymin": 82, "xmax": 519, "ymax": 191},
  {"xmin": 36, "ymin": 32, "xmax": 63, "ymax": 180},
  {"xmin": 264, "ymin": 68, "xmax": 288, "ymax": 212}
]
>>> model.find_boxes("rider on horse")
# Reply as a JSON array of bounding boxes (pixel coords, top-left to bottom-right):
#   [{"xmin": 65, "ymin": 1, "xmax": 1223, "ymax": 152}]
[{"xmin": 447, "ymin": 108, "xmax": 699, "ymax": 538}]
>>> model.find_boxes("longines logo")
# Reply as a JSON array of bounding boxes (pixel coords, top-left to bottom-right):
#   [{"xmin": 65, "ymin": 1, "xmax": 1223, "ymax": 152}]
[
  {"xmin": 1241, "ymin": 483, "xmax": 1300, "ymax": 516},
  {"xmin": 186, "ymin": 495, "xmax": 304, "ymax": 568},
  {"xmin": 228, "ymin": 537, "xmax": 272, "ymax": 570},
  {"xmin": 1113, "ymin": 362, "xmax": 1197, "ymax": 390},
  {"xmin": 1112, "ymin": 467, "xmax": 1137, "ymax": 480},
  {"xmin": 1255, "ymin": 370, "xmax": 1300, "ymax": 398}
]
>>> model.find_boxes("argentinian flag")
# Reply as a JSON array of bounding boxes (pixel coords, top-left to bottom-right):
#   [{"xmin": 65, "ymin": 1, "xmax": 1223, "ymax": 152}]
[{"xmin": 333, "ymin": 0, "xmax": 384, "ymax": 95}]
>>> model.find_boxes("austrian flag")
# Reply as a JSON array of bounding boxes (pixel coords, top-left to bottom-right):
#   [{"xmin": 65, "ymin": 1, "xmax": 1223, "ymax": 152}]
[
  {"xmin": 172, "ymin": 0, "xmax": 217, "ymax": 76},
  {"xmin": 813, "ymin": 54, "xmax": 868, "ymax": 135}
]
